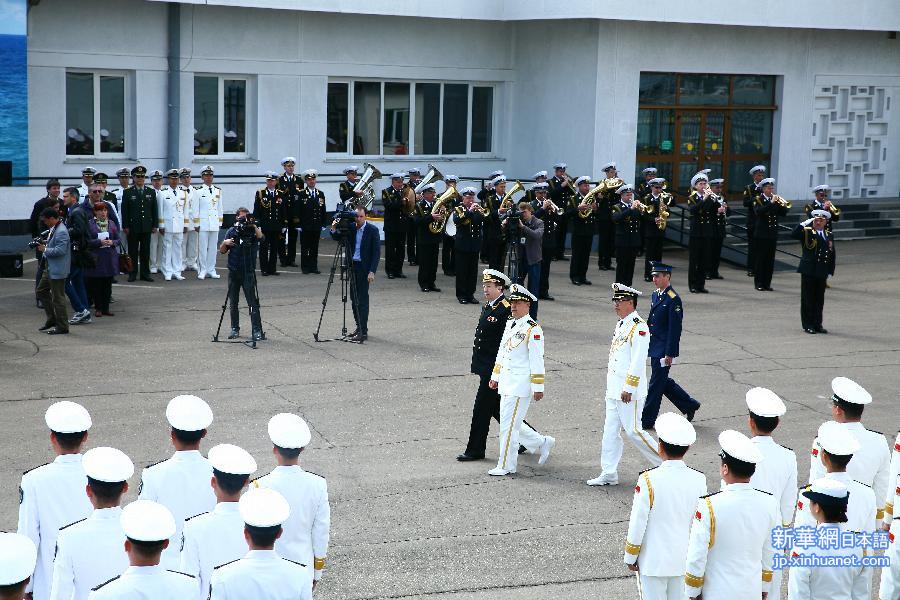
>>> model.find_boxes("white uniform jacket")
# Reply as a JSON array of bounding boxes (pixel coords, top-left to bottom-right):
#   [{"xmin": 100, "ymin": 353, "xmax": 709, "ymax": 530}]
[
  {"xmin": 810, "ymin": 422, "xmax": 891, "ymax": 521},
  {"xmin": 879, "ymin": 517, "xmax": 899, "ymax": 600},
  {"xmin": 795, "ymin": 471, "xmax": 877, "ymax": 534},
  {"xmin": 138, "ymin": 450, "xmax": 216, "ymax": 569},
  {"xmin": 254, "ymin": 465, "xmax": 330, "ymax": 581},
  {"xmin": 17, "ymin": 454, "xmax": 93, "ymax": 599},
  {"xmin": 490, "ymin": 315, "xmax": 545, "ymax": 397},
  {"xmin": 607, "ymin": 310, "xmax": 649, "ymax": 399},
  {"xmin": 192, "ymin": 185, "xmax": 223, "ymax": 232},
  {"xmin": 750, "ymin": 436, "xmax": 798, "ymax": 526},
  {"xmin": 684, "ymin": 482, "xmax": 778, "ymax": 599},
  {"xmin": 209, "ymin": 550, "xmax": 313, "ymax": 600},
  {"xmin": 50, "ymin": 507, "xmax": 128, "ymax": 600},
  {"xmin": 88, "ymin": 565, "xmax": 200, "ymax": 600},
  {"xmin": 624, "ymin": 460, "xmax": 708, "ymax": 576},
  {"xmin": 179, "ymin": 185, "xmax": 198, "ymax": 228},
  {"xmin": 158, "ymin": 186, "xmax": 188, "ymax": 232},
  {"xmin": 885, "ymin": 431, "xmax": 899, "ymax": 526},
  {"xmin": 787, "ymin": 524, "xmax": 866, "ymax": 600},
  {"xmin": 180, "ymin": 502, "xmax": 248, "ymax": 597}
]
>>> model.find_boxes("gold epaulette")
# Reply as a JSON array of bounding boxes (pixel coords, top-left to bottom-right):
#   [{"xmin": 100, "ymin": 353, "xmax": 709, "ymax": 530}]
[{"xmin": 667, "ymin": 289, "xmax": 676, "ymax": 299}]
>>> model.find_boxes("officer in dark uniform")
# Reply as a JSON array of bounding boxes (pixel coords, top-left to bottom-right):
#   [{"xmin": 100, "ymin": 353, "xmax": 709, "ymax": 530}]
[
  {"xmin": 277, "ymin": 157, "xmax": 303, "ymax": 267},
  {"xmin": 566, "ymin": 176, "xmax": 596, "ymax": 285},
  {"xmin": 792, "ymin": 210, "xmax": 834, "ymax": 334},
  {"xmin": 414, "ymin": 184, "xmax": 442, "ymax": 292},
  {"xmin": 405, "ymin": 168, "xmax": 423, "ymax": 266},
  {"xmin": 530, "ymin": 182, "xmax": 557, "ymax": 300},
  {"xmin": 610, "ymin": 184, "xmax": 642, "ymax": 287},
  {"xmin": 338, "ymin": 166, "xmax": 362, "ymax": 207},
  {"xmin": 381, "ymin": 172, "xmax": 408, "ymax": 279},
  {"xmin": 524, "ymin": 171, "xmax": 548, "ymax": 205},
  {"xmin": 635, "ymin": 167, "xmax": 658, "ymax": 200},
  {"xmin": 548, "ymin": 163, "xmax": 573, "ymax": 260},
  {"xmin": 707, "ymin": 178, "xmax": 730, "ymax": 280},
  {"xmin": 641, "ymin": 177, "xmax": 672, "ymax": 282},
  {"xmin": 686, "ymin": 171, "xmax": 717, "ymax": 293},
  {"xmin": 596, "ymin": 162, "xmax": 621, "ymax": 271},
  {"xmin": 482, "ymin": 175, "xmax": 506, "ymax": 271},
  {"xmin": 752, "ymin": 177, "xmax": 789, "ymax": 291},
  {"xmin": 121, "ymin": 165, "xmax": 159, "ymax": 282},
  {"xmin": 805, "ymin": 184, "xmax": 841, "ymax": 234},
  {"xmin": 441, "ymin": 175, "xmax": 460, "ymax": 277},
  {"xmin": 299, "ymin": 169, "xmax": 326, "ymax": 274},
  {"xmin": 452, "ymin": 187, "xmax": 484, "ymax": 304},
  {"xmin": 742, "ymin": 165, "xmax": 766, "ymax": 276},
  {"xmin": 253, "ymin": 171, "xmax": 284, "ymax": 276},
  {"xmin": 643, "ymin": 262, "xmax": 701, "ymax": 430}
]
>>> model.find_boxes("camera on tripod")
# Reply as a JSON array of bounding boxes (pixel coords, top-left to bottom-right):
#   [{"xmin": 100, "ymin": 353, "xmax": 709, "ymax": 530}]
[
  {"xmin": 231, "ymin": 214, "xmax": 257, "ymax": 241},
  {"xmin": 332, "ymin": 203, "xmax": 357, "ymax": 236},
  {"xmin": 28, "ymin": 229, "xmax": 51, "ymax": 250}
]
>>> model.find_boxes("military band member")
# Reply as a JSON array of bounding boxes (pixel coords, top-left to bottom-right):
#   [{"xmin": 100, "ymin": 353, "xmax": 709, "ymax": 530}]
[
  {"xmin": 277, "ymin": 157, "xmax": 303, "ymax": 267},
  {"xmin": 121, "ymin": 165, "xmax": 159, "ymax": 282},
  {"xmin": 641, "ymin": 178, "xmax": 671, "ymax": 282},
  {"xmin": 524, "ymin": 170, "xmax": 548, "ymax": 205},
  {"xmin": 194, "ymin": 166, "xmax": 223, "ymax": 279},
  {"xmin": 567, "ymin": 176, "xmax": 596, "ymax": 286},
  {"xmin": 809, "ymin": 377, "xmax": 891, "ymax": 523},
  {"xmin": 180, "ymin": 444, "xmax": 257, "ymax": 597},
  {"xmin": 488, "ymin": 284, "xmax": 554, "ymax": 476},
  {"xmin": 112, "ymin": 167, "xmax": 131, "ymax": 218},
  {"xmin": 299, "ymin": 170, "xmax": 325, "ymax": 274},
  {"xmin": 208, "ymin": 488, "xmax": 313, "ymax": 600},
  {"xmin": 405, "ymin": 168, "xmax": 423, "ymax": 266},
  {"xmin": 255, "ymin": 413, "xmax": 331, "ymax": 587},
  {"xmin": 149, "ymin": 170, "xmax": 166, "ymax": 275},
  {"xmin": 382, "ymin": 172, "xmax": 409, "ymax": 279},
  {"xmin": 623, "ymin": 413, "xmax": 706, "ymax": 600},
  {"xmin": 805, "ymin": 184, "xmax": 841, "ymax": 232},
  {"xmin": 611, "ymin": 184, "xmax": 642, "ymax": 287},
  {"xmin": 686, "ymin": 171, "xmax": 716, "ymax": 293},
  {"xmin": 706, "ymin": 178, "xmax": 729, "ymax": 280},
  {"xmin": 453, "ymin": 187, "xmax": 484, "ymax": 304},
  {"xmin": 414, "ymin": 184, "xmax": 442, "ymax": 292},
  {"xmin": 643, "ymin": 263, "xmax": 700, "ymax": 430},
  {"xmin": 17, "ymin": 402, "xmax": 93, "ymax": 600},
  {"xmin": 530, "ymin": 182, "xmax": 557, "ymax": 300},
  {"xmin": 476, "ymin": 169, "xmax": 504, "ymax": 206},
  {"xmin": 753, "ymin": 177, "xmax": 789, "ymax": 291},
  {"xmin": 179, "ymin": 168, "xmax": 200, "ymax": 272},
  {"xmin": 158, "ymin": 169, "xmax": 188, "ymax": 281},
  {"xmin": 549, "ymin": 162, "xmax": 574, "ymax": 260},
  {"xmin": 743, "ymin": 165, "xmax": 767, "ymax": 276},
  {"xmin": 792, "ymin": 210, "xmax": 834, "ymax": 334},
  {"xmin": 49, "ymin": 447, "xmax": 133, "ymax": 600},
  {"xmin": 684, "ymin": 430, "xmax": 778, "ymax": 600},
  {"xmin": 483, "ymin": 175, "xmax": 507, "ymax": 271},
  {"xmin": 588, "ymin": 284, "xmax": 661, "ymax": 486},
  {"xmin": 0, "ymin": 532, "xmax": 37, "ymax": 600},
  {"xmin": 635, "ymin": 167, "xmax": 658, "ymax": 200},
  {"xmin": 77, "ymin": 167, "xmax": 95, "ymax": 203},
  {"xmin": 138, "ymin": 395, "xmax": 216, "ymax": 570},
  {"xmin": 441, "ymin": 175, "xmax": 459, "ymax": 277},
  {"xmin": 597, "ymin": 162, "xmax": 622, "ymax": 271},
  {"xmin": 338, "ymin": 165, "xmax": 362, "ymax": 207},
  {"xmin": 458, "ymin": 270, "xmax": 549, "ymax": 462},
  {"xmin": 253, "ymin": 172, "xmax": 284, "ymax": 276},
  {"xmin": 88, "ymin": 501, "xmax": 199, "ymax": 600}
]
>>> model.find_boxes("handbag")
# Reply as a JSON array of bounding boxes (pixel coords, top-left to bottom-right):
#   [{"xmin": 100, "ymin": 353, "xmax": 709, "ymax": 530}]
[{"xmin": 117, "ymin": 243, "xmax": 134, "ymax": 274}]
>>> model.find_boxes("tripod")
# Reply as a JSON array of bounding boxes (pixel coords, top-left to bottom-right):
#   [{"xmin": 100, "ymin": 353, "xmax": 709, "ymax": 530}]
[
  {"xmin": 313, "ymin": 229, "xmax": 362, "ymax": 343},
  {"xmin": 505, "ymin": 220, "xmax": 523, "ymax": 285},
  {"xmin": 212, "ymin": 234, "xmax": 265, "ymax": 349}
]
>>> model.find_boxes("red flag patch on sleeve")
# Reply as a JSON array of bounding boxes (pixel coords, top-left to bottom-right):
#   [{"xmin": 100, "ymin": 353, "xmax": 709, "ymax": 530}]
[
  {"xmin": 638, "ymin": 330, "xmax": 646, "ymax": 336},
  {"xmin": 811, "ymin": 448, "xmax": 818, "ymax": 456},
  {"xmin": 534, "ymin": 334, "xmax": 541, "ymax": 340},
  {"xmin": 634, "ymin": 485, "xmax": 640, "ymax": 494},
  {"xmin": 695, "ymin": 511, "xmax": 702, "ymax": 520}
]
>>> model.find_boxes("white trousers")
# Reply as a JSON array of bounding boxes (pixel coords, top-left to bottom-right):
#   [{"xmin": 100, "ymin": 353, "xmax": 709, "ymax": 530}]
[
  {"xmin": 600, "ymin": 394, "xmax": 661, "ymax": 476},
  {"xmin": 149, "ymin": 231, "xmax": 164, "ymax": 271},
  {"xmin": 182, "ymin": 229, "xmax": 199, "ymax": 269},
  {"xmin": 198, "ymin": 230, "xmax": 219, "ymax": 276},
  {"xmin": 497, "ymin": 394, "xmax": 545, "ymax": 472},
  {"xmin": 163, "ymin": 231, "xmax": 184, "ymax": 277},
  {"xmin": 636, "ymin": 574, "xmax": 683, "ymax": 600}
]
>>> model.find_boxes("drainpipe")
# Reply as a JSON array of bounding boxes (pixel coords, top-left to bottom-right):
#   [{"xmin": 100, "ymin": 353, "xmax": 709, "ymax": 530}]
[{"xmin": 166, "ymin": 2, "xmax": 181, "ymax": 170}]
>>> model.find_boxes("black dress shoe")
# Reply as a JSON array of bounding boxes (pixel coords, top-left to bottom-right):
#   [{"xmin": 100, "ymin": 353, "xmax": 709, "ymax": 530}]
[
  {"xmin": 313, "ymin": 269, "xmax": 321, "ymax": 274},
  {"xmin": 397, "ymin": 273, "xmax": 407, "ymax": 279},
  {"xmin": 698, "ymin": 289, "xmax": 709, "ymax": 294},
  {"xmin": 271, "ymin": 272, "xmax": 280, "ymax": 276},
  {"xmin": 456, "ymin": 453, "xmax": 484, "ymax": 461},
  {"xmin": 46, "ymin": 328, "xmax": 69, "ymax": 335},
  {"xmin": 128, "ymin": 274, "xmax": 137, "ymax": 282},
  {"xmin": 756, "ymin": 287, "xmax": 766, "ymax": 291},
  {"xmin": 815, "ymin": 327, "xmax": 828, "ymax": 334},
  {"xmin": 571, "ymin": 279, "xmax": 581, "ymax": 286},
  {"xmin": 765, "ymin": 287, "xmax": 774, "ymax": 291},
  {"xmin": 387, "ymin": 274, "xmax": 395, "ymax": 279},
  {"xmin": 467, "ymin": 297, "xmax": 479, "ymax": 304},
  {"xmin": 582, "ymin": 279, "xmax": 592, "ymax": 285},
  {"xmin": 349, "ymin": 333, "xmax": 367, "ymax": 342},
  {"xmin": 344, "ymin": 329, "xmax": 359, "ymax": 338},
  {"xmin": 539, "ymin": 295, "xmax": 555, "ymax": 301},
  {"xmin": 712, "ymin": 274, "xmax": 724, "ymax": 279},
  {"xmin": 458, "ymin": 298, "xmax": 468, "ymax": 304},
  {"xmin": 261, "ymin": 272, "xmax": 270, "ymax": 277},
  {"xmin": 140, "ymin": 276, "xmax": 154, "ymax": 282},
  {"xmin": 430, "ymin": 286, "xmax": 441, "ymax": 292},
  {"xmin": 685, "ymin": 407, "xmax": 697, "ymax": 422},
  {"xmin": 689, "ymin": 288, "xmax": 698, "ymax": 293},
  {"xmin": 39, "ymin": 322, "xmax": 56, "ymax": 331},
  {"xmin": 804, "ymin": 328, "xmax": 817, "ymax": 334},
  {"xmin": 421, "ymin": 287, "xmax": 430, "ymax": 292}
]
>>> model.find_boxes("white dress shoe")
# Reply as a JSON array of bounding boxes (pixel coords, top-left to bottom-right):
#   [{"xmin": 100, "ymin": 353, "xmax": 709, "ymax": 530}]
[
  {"xmin": 150, "ymin": 268, "xmax": 158, "ymax": 274},
  {"xmin": 174, "ymin": 274, "xmax": 185, "ymax": 281},
  {"xmin": 488, "ymin": 467, "xmax": 515, "ymax": 476},
  {"xmin": 538, "ymin": 436, "xmax": 556, "ymax": 466},
  {"xmin": 208, "ymin": 271, "xmax": 221, "ymax": 279},
  {"xmin": 586, "ymin": 473, "xmax": 619, "ymax": 486},
  {"xmin": 164, "ymin": 275, "xmax": 172, "ymax": 281},
  {"xmin": 197, "ymin": 272, "xmax": 206, "ymax": 280}
]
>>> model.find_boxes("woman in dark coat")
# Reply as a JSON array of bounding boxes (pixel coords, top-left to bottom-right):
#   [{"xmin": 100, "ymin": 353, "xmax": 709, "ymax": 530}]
[{"xmin": 84, "ymin": 202, "xmax": 120, "ymax": 316}]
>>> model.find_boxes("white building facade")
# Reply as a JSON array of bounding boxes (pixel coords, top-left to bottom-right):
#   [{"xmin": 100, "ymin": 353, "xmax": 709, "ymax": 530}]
[{"xmin": 14, "ymin": 0, "xmax": 900, "ymax": 217}]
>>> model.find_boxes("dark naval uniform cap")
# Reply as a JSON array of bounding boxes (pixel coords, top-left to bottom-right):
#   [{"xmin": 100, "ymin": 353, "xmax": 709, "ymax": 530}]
[
  {"xmin": 649, "ymin": 262, "xmax": 674, "ymax": 275},
  {"xmin": 94, "ymin": 172, "xmax": 109, "ymax": 184},
  {"xmin": 131, "ymin": 165, "xmax": 148, "ymax": 177}
]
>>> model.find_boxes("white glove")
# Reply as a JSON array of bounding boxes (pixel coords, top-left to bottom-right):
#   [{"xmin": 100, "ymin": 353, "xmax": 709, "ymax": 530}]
[{"xmin": 801, "ymin": 218, "xmax": 814, "ymax": 226}]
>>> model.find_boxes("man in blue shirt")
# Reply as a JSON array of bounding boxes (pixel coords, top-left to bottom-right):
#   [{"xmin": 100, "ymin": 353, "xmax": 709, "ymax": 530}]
[
  {"xmin": 642, "ymin": 262, "xmax": 701, "ymax": 429},
  {"xmin": 219, "ymin": 207, "xmax": 264, "ymax": 341},
  {"xmin": 331, "ymin": 206, "xmax": 380, "ymax": 342}
]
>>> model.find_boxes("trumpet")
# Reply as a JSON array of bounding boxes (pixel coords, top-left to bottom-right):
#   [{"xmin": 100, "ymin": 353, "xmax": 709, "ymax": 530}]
[
  {"xmin": 498, "ymin": 180, "xmax": 524, "ymax": 213},
  {"xmin": 544, "ymin": 199, "xmax": 565, "ymax": 215},
  {"xmin": 427, "ymin": 185, "xmax": 460, "ymax": 234},
  {"xmin": 772, "ymin": 194, "xmax": 792, "ymax": 209}
]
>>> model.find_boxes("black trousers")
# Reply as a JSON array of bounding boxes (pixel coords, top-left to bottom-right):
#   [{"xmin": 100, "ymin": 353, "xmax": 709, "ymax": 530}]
[
  {"xmin": 569, "ymin": 234, "xmax": 593, "ymax": 282},
  {"xmin": 800, "ymin": 275, "xmax": 827, "ymax": 329},
  {"xmin": 642, "ymin": 361, "xmax": 701, "ymax": 430},
  {"xmin": 417, "ymin": 243, "xmax": 439, "ymax": 290},
  {"xmin": 85, "ymin": 277, "xmax": 112, "ymax": 313},
  {"xmin": 484, "ymin": 237, "xmax": 505, "ymax": 271},
  {"xmin": 127, "ymin": 231, "xmax": 151, "ymax": 277},
  {"xmin": 259, "ymin": 229, "xmax": 279, "ymax": 274},
  {"xmin": 708, "ymin": 236, "xmax": 724, "ymax": 277},
  {"xmin": 464, "ymin": 373, "xmax": 537, "ymax": 458},
  {"xmin": 300, "ymin": 229, "xmax": 320, "ymax": 272},
  {"xmin": 745, "ymin": 224, "xmax": 756, "ymax": 273},
  {"xmin": 688, "ymin": 235, "xmax": 710, "ymax": 291},
  {"xmin": 539, "ymin": 246, "xmax": 554, "ymax": 296},
  {"xmin": 442, "ymin": 235, "xmax": 455, "ymax": 274},
  {"xmin": 615, "ymin": 245, "xmax": 638, "ymax": 287},
  {"xmin": 754, "ymin": 238, "xmax": 777, "ymax": 289},
  {"xmin": 644, "ymin": 236, "xmax": 663, "ymax": 280},
  {"xmin": 554, "ymin": 219, "xmax": 569, "ymax": 258},
  {"xmin": 384, "ymin": 231, "xmax": 406, "ymax": 276},
  {"xmin": 597, "ymin": 221, "xmax": 614, "ymax": 268},
  {"xmin": 455, "ymin": 250, "xmax": 479, "ymax": 300},
  {"xmin": 228, "ymin": 268, "xmax": 262, "ymax": 333},
  {"xmin": 283, "ymin": 227, "xmax": 299, "ymax": 266},
  {"xmin": 351, "ymin": 262, "xmax": 370, "ymax": 335},
  {"xmin": 406, "ymin": 220, "xmax": 417, "ymax": 264}
]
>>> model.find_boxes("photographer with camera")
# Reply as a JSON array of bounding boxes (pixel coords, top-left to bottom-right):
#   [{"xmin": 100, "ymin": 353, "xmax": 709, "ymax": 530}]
[
  {"xmin": 219, "ymin": 207, "xmax": 264, "ymax": 341},
  {"xmin": 329, "ymin": 205, "xmax": 379, "ymax": 342},
  {"xmin": 34, "ymin": 207, "xmax": 71, "ymax": 335},
  {"xmin": 501, "ymin": 202, "xmax": 543, "ymax": 318}
]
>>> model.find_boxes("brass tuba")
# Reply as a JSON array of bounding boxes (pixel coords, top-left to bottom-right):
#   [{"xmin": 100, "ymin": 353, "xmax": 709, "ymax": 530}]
[
  {"xmin": 498, "ymin": 180, "xmax": 524, "ymax": 213},
  {"xmin": 577, "ymin": 182, "xmax": 605, "ymax": 218},
  {"xmin": 428, "ymin": 185, "xmax": 460, "ymax": 234},
  {"xmin": 352, "ymin": 162, "xmax": 382, "ymax": 210},
  {"xmin": 414, "ymin": 164, "xmax": 444, "ymax": 195}
]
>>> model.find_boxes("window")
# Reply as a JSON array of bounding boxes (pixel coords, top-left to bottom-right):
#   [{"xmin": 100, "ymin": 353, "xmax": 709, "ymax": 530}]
[
  {"xmin": 327, "ymin": 80, "xmax": 495, "ymax": 156},
  {"xmin": 194, "ymin": 75, "xmax": 248, "ymax": 156},
  {"xmin": 66, "ymin": 72, "xmax": 127, "ymax": 156}
]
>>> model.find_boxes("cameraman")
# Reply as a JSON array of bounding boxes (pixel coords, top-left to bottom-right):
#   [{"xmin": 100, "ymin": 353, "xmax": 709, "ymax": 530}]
[
  {"xmin": 501, "ymin": 202, "xmax": 543, "ymax": 318},
  {"xmin": 219, "ymin": 207, "xmax": 264, "ymax": 341},
  {"xmin": 330, "ymin": 205, "xmax": 380, "ymax": 342}
]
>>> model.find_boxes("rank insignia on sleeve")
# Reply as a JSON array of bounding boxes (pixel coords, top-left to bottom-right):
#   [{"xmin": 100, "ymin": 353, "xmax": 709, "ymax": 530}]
[
  {"xmin": 675, "ymin": 306, "xmax": 681, "ymax": 312},
  {"xmin": 487, "ymin": 316, "xmax": 496, "ymax": 322},
  {"xmin": 19, "ymin": 486, "xmax": 23, "ymax": 504}
]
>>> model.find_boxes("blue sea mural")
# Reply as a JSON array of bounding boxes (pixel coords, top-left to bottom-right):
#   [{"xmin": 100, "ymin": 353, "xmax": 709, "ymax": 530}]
[{"xmin": 0, "ymin": 0, "xmax": 27, "ymax": 184}]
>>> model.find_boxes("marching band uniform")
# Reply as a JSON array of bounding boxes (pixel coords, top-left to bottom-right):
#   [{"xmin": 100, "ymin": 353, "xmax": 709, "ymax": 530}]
[
  {"xmin": 405, "ymin": 168, "xmax": 423, "ymax": 265},
  {"xmin": 382, "ymin": 173, "xmax": 409, "ymax": 278},
  {"xmin": 566, "ymin": 176, "xmax": 596, "ymax": 285},
  {"xmin": 194, "ymin": 166, "xmax": 224, "ymax": 279},
  {"xmin": 453, "ymin": 187, "xmax": 484, "ymax": 303},
  {"xmin": 489, "ymin": 285, "xmax": 554, "ymax": 476},
  {"xmin": 743, "ymin": 165, "xmax": 766, "ymax": 276},
  {"xmin": 640, "ymin": 179, "xmax": 671, "ymax": 282},
  {"xmin": 684, "ymin": 431, "xmax": 778, "ymax": 600},
  {"xmin": 179, "ymin": 169, "xmax": 200, "ymax": 272},
  {"xmin": 530, "ymin": 183, "xmax": 557, "ymax": 299},
  {"xmin": 414, "ymin": 185, "xmax": 442, "ymax": 292},
  {"xmin": 255, "ymin": 414, "xmax": 331, "ymax": 584},
  {"xmin": 611, "ymin": 184, "xmax": 642, "ymax": 287},
  {"xmin": 753, "ymin": 177, "xmax": 788, "ymax": 291},
  {"xmin": 253, "ymin": 173, "xmax": 285, "ymax": 276},
  {"xmin": 707, "ymin": 179, "xmax": 730, "ymax": 279},
  {"xmin": 299, "ymin": 171, "xmax": 326, "ymax": 274},
  {"xmin": 686, "ymin": 172, "xmax": 716, "ymax": 293},
  {"xmin": 596, "ymin": 162, "xmax": 622, "ymax": 271},
  {"xmin": 636, "ymin": 167, "xmax": 658, "ymax": 200},
  {"xmin": 442, "ymin": 176, "xmax": 459, "ymax": 277},
  {"xmin": 792, "ymin": 210, "xmax": 834, "ymax": 334},
  {"xmin": 624, "ymin": 413, "xmax": 706, "ymax": 600},
  {"xmin": 549, "ymin": 163, "xmax": 574, "ymax": 260},
  {"xmin": 277, "ymin": 158, "xmax": 303, "ymax": 267},
  {"xmin": 121, "ymin": 165, "xmax": 159, "ymax": 282},
  {"xmin": 804, "ymin": 184, "xmax": 841, "ymax": 233},
  {"xmin": 482, "ymin": 176, "xmax": 506, "ymax": 271},
  {"xmin": 17, "ymin": 402, "xmax": 93, "ymax": 600},
  {"xmin": 589, "ymin": 284, "xmax": 661, "ymax": 486},
  {"xmin": 158, "ymin": 170, "xmax": 187, "ymax": 281}
]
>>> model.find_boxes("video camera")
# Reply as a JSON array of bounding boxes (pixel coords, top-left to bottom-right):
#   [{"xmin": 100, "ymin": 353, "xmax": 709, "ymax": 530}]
[
  {"xmin": 231, "ymin": 214, "xmax": 257, "ymax": 241},
  {"xmin": 27, "ymin": 229, "xmax": 51, "ymax": 250},
  {"xmin": 332, "ymin": 202, "xmax": 357, "ymax": 237}
]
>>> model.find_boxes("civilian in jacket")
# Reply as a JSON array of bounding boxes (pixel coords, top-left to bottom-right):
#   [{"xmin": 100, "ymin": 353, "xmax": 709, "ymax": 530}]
[
  {"xmin": 30, "ymin": 179, "xmax": 63, "ymax": 304},
  {"xmin": 84, "ymin": 202, "xmax": 120, "ymax": 317},
  {"xmin": 504, "ymin": 202, "xmax": 543, "ymax": 318},
  {"xmin": 35, "ymin": 208, "xmax": 71, "ymax": 335},
  {"xmin": 63, "ymin": 187, "xmax": 94, "ymax": 325},
  {"xmin": 330, "ymin": 206, "xmax": 380, "ymax": 342}
]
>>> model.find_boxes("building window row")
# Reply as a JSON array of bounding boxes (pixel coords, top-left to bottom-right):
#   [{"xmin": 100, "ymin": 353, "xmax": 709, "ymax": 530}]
[
  {"xmin": 326, "ymin": 80, "xmax": 495, "ymax": 157},
  {"xmin": 65, "ymin": 72, "xmax": 127, "ymax": 156}
]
